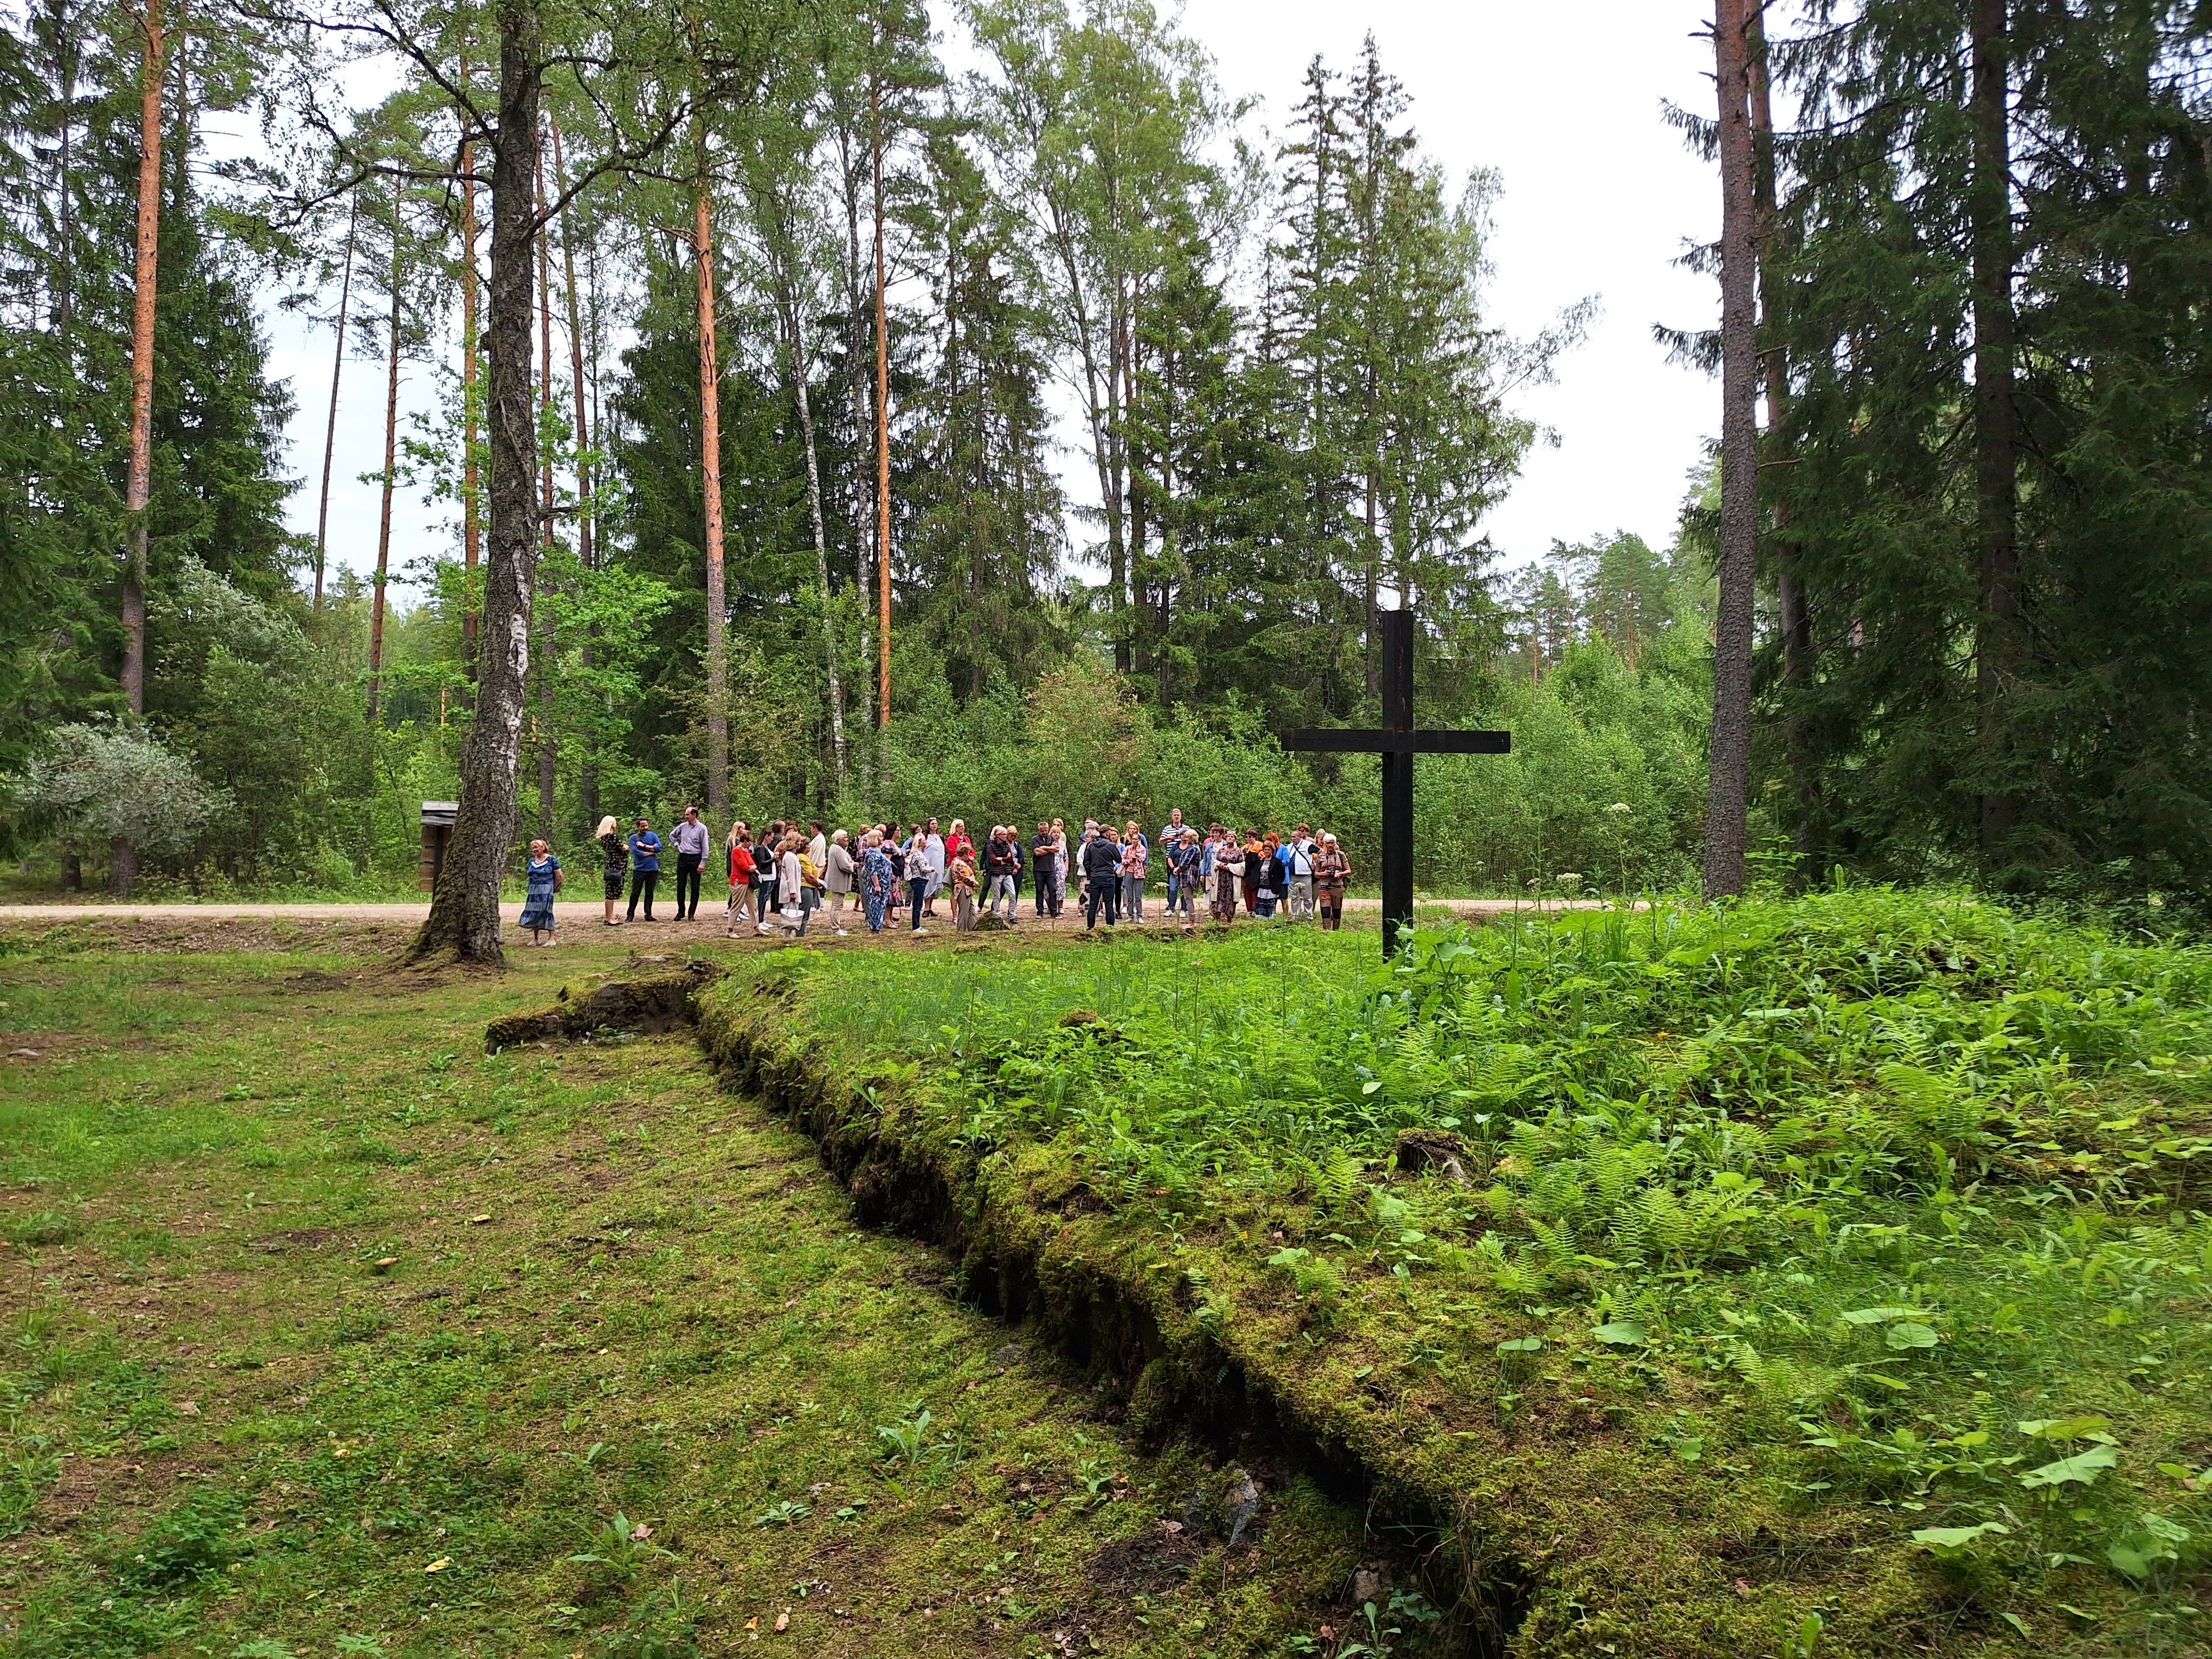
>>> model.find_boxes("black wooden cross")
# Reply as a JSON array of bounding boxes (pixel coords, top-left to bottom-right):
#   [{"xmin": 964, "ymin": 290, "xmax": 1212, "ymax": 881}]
[{"xmin": 1283, "ymin": 608, "xmax": 1510, "ymax": 955}]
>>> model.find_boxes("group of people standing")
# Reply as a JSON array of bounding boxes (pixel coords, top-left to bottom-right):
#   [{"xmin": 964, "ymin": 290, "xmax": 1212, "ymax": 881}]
[
  {"xmin": 1076, "ymin": 812, "xmax": 1353, "ymax": 931},
  {"xmin": 515, "ymin": 806, "xmax": 1353, "ymax": 945}
]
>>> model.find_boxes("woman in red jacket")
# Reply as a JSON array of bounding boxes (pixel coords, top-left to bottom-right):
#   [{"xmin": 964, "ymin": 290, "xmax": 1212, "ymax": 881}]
[{"xmin": 724, "ymin": 824, "xmax": 759, "ymax": 938}]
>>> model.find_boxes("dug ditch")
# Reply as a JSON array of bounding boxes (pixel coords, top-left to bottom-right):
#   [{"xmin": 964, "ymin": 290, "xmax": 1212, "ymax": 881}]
[{"xmin": 491, "ymin": 959, "xmax": 1527, "ymax": 1656}]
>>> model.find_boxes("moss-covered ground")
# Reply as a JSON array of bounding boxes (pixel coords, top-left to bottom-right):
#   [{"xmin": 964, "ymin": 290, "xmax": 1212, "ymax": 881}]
[
  {"xmin": 700, "ymin": 889, "xmax": 2212, "ymax": 1657},
  {"xmin": 0, "ymin": 928, "xmax": 1400, "ymax": 1659}
]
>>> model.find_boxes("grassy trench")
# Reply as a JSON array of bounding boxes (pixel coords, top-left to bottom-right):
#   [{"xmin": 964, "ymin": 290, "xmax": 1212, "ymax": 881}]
[
  {"xmin": 694, "ymin": 892, "xmax": 2212, "ymax": 1659},
  {"xmin": 0, "ymin": 932, "xmax": 1400, "ymax": 1659}
]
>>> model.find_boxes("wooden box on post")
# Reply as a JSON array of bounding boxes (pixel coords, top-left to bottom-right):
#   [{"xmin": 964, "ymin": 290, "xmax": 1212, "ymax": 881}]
[{"xmin": 419, "ymin": 801, "xmax": 458, "ymax": 893}]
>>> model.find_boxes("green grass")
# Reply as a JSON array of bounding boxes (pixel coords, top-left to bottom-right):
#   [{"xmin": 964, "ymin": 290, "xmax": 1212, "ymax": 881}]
[
  {"xmin": 0, "ymin": 937, "xmax": 1390, "ymax": 1659},
  {"xmin": 709, "ymin": 888, "xmax": 2212, "ymax": 1656}
]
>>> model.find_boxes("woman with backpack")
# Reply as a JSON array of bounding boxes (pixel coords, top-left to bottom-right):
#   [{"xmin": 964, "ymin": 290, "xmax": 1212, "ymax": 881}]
[{"xmin": 595, "ymin": 815, "xmax": 627, "ymax": 927}]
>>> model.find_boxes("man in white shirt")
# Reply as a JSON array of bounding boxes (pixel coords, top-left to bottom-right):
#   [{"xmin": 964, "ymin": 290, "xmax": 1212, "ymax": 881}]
[
  {"xmin": 1285, "ymin": 823, "xmax": 1317, "ymax": 921},
  {"xmin": 670, "ymin": 806, "xmax": 711, "ymax": 921}
]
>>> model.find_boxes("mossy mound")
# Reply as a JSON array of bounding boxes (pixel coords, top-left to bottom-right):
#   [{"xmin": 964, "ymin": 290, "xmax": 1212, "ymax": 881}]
[
  {"xmin": 484, "ymin": 958, "xmax": 722, "ymax": 1050},
  {"xmin": 694, "ymin": 898, "xmax": 2212, "ymax": 1656}
]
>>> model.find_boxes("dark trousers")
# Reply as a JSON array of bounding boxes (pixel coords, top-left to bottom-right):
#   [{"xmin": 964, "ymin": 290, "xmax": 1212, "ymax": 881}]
[
  {"xmin": 626, "ymin": 869, "xmax": 659, "ymax": 920},
  {"xmin": 673, "ymin": 853, "xmax": 703, "ymax": 918},
  {"xmin": 1085, "ymin": 876, "xmax": 1114, "ymax": 928},
  {"xmin": 1034, "ymin": 865, "xmax": 1058, "ymax": 915},
  {"xmin": 909, "ymin": 877, "xmax": 929, "ymax": 930}
]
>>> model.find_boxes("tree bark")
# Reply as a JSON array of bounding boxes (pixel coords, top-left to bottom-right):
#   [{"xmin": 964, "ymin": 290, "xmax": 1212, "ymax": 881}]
[
  {"xmin": 871, "ymin": 75, "xmax": 892, "ymax": 726},
  {"xmin": 1748, "ymin": 14, "xmax": 1816, "ymax": 873},
  {"xmin": 1971, "ymin": 0, "xmax": 2018, "ymax": 867},
  {"xmin": 552, "ymin": 118, "xmax": 596, "ymax": 827},
  {"xmin": 535, "ymin": 134, "xmax": 557, "ymax": 837},
  {"xmin": 552, "ymin": 120, "xmax": 591, "ymax": 570},
  {"xmin": 460, "ymin": 64, "xmax": 482, "ymax": 684},
  {"xmin": 313, "ymin": 190, "xmax": 357, "ymax": 613},
  {"xmin": 837, "ymin": 120, "xmax": 876, "ymax": 745},
  {"xmin": 114, "ymin": 0, "xmax": 165, "ymax": 898},
  {"xmin": 406, "ymin": 0, "xmax": 542, "ymax": 967},
  {"xmin": 1702, "ymin": 0, "xmax": 1758, "ymax": 901},
  {"xmin": 696, "ymin": 171, "xmax": 730, "ymax": 818},
  {"xmin": 368, "ymin": 201, "xmax": 402, "ymax": 724},
  {"xmin": 767, "ymin": 223, "xmax": 848, "ymax": 795}
]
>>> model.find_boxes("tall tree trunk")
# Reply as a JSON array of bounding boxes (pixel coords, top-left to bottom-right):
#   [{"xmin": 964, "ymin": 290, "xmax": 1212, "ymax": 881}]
[
  {"xmin": 871, "ymin": 76, "xmax": 892, "ymax": 726},
  {"xmin": 49, "ymin": 0, "xmax": 79, "ymax": 335},
  {"xmin": 1108, "ymin": 279, "xmax": 1130, "ymax": 674},
  {"xmin": 1749, "ymin": 15, "xmax": 1815, "ymax": 874},
  {"xmin": 552, "ymin": 120, "xmax": 591, "ymax": 569},
  {"xmin": 1702, "ymin": 0, "xmax": 1758, "ymax": 901},
  {"xmin": 1971, "ymin": 0, "xmax": 2018, "ymax": 867},
  {"xmin": 534, "ymin": 134, "xmax": 556, "ymax": 837},
  {"xmin": 114, "ymin": 0, "xmax": 165, "ymax": 898},
  {"xmin": 769, "ymin": 234, "xmax": 848, "ymax": 794},
  {"xmin": 838, "ymin": 123, "xmax": 876, "ymax": 744},
  {"xmin": 313, "ymin": 191, "xmax": 357, "ymax": 613},
  {"xmin": 696, "ymin": 171, "xmax": 730, "ymax": 818},
  {"xmin": 1126, "ymin": 318, "xmax": 1147, "ymax": 691},
  {"xmin": 407, "ymin": 0, "xmax": 542, "ymax": 966},
  {"xmin": 460, "ymin": 62, "xmax": 482, "ymax": 684},
  {"xmin": 552, "ymin": 118, "xmax": 596, "ymax": 827},
  {"xmin": 368, "ymin": 203, "xmax": 402, "ymax": 724}
]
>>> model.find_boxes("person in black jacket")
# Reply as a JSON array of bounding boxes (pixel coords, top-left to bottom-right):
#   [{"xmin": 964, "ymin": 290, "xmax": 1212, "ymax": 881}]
[
  {"xmin": 1031, "ymin": 821, "xmax": 1060, "ymax": 917},
  {"xmin": 1082, "ymin": 827, "xmax": 1123, "ymax": 929},
  {"xmin": 983, "ymin": 826, "xmax": 1021, "ymax": 924}
]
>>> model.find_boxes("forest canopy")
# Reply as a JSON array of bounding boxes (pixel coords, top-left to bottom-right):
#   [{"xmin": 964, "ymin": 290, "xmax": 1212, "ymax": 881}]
[{"xmin": 1, "ymin": 0, "xmax": 2207, "ymax": 919}]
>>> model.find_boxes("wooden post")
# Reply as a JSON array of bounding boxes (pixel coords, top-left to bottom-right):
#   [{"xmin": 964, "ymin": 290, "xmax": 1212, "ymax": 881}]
[{"xmin": 1379, "ymin": 609, "xmax": 1414, "ymax": 955}]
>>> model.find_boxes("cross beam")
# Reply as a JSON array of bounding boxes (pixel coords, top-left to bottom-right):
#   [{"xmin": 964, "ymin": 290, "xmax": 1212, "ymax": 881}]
[{"xmin": 1282, "ymin": 609, "xmax": 1510, "ymax": 955}]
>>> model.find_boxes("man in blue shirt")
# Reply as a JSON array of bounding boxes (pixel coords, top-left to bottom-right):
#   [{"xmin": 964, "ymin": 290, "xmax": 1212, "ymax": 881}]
[{"xmin": 625, "ymin": 816, "xmax": 663, "ymax": 922}]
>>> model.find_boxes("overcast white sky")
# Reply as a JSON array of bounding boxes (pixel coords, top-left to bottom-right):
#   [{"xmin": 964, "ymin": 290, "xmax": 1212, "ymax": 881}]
[{"xmin": 264, "ymin": 0, "xmax": 1723, "ymax": 597}]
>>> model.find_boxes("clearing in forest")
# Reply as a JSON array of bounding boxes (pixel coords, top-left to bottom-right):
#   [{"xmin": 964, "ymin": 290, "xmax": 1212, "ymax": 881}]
[
  {"xmin": 0, "ymin": 932, "xmax": 1400, "ymax": 1658},
  {"xmin": 701, "ymin": 888, "xmax": 2212, "ymax": 1657}
]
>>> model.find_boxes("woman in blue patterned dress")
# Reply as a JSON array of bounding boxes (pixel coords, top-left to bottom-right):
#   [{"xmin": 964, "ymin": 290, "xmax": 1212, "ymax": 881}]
[
  {"xmin": 518, "ymin": 839, "xmax": 563, "ymax": 946},
  {"xmin": 860, "ymin": 829, "xmax": 895, "ymax": 933}
]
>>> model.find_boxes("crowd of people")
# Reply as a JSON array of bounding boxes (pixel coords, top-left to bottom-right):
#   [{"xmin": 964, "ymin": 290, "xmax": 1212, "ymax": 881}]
[{"xmin": 515, "ymin": 808, "xmax": 1354, "ymax": 944}]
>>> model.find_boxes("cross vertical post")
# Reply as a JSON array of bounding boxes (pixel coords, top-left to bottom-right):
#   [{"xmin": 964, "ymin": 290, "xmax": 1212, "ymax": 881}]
[
  {"xmin": 1281, "ymin": 607, "xmax": 1511, "ymax": 957},
  {"xmin": 1380, "ymin": 609, "xmax": 1416, "ymax": 956}
]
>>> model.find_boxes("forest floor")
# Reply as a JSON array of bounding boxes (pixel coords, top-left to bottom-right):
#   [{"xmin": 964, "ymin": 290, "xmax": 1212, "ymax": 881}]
[{"xmin": 0, "ymin": 926, "xmax": 1417, "ymax": 1659}]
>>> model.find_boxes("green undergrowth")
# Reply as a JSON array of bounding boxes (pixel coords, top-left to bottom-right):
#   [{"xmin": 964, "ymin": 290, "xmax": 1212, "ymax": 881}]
[
  {"xmin": 702, "ymin": 888, "xmax": 2212, "ymax": 1657},
  {"xmin": 0, "ymin": 942, "xmax": 1392, "ymax": 1659}
]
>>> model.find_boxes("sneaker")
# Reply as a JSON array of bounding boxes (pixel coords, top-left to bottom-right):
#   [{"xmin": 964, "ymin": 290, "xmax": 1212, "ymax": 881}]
[
  {"xmin": 911, "ymin": 928, "xmax": 928, "ymax": 936},
  {"xmin": 835, "ymin": 928, "xmax": 848, "ymax": 936}
]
